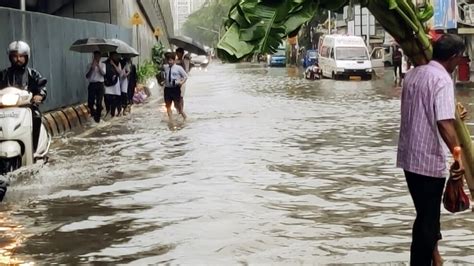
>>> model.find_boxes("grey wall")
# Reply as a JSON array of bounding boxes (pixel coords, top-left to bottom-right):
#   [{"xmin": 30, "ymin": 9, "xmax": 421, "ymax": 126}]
[{"xmin": 0, "ymin": 7, "xmax": 132, "ymax": 111}]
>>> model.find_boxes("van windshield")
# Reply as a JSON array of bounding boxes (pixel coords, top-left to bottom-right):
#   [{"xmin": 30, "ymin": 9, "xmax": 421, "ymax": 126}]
[{"xmin": 336, "ymin": 47, "xmax": 368, "ymax": 60}]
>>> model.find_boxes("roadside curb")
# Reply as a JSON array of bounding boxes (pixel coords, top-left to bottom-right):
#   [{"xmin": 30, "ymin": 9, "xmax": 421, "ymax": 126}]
[{"xmin": 43, "ymin": 104, "xmax": 91, "ymax": 137}]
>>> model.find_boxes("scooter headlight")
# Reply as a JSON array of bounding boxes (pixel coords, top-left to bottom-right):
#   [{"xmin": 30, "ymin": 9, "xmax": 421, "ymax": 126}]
[{"xmin": 1, "ymin": 94, "xmax": 20, "ymax": 106}]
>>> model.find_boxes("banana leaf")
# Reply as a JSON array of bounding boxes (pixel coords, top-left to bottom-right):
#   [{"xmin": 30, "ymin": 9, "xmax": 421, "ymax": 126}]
[
  {"xmin": 217, "ymin": 0, "xmax": 322, "ymax": 61},
  {"xmin": 217, "ymin": 0, "xmax": 432, "ymax": 66}
]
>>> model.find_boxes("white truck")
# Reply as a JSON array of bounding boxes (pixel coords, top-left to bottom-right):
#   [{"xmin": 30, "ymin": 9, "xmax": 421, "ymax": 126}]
[{"xmin": 318, "ymin": 35, "xmax": 384, "ymax": 80}]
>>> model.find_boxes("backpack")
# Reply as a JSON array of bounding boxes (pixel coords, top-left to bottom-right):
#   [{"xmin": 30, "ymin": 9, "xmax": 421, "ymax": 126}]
[
  {"xmin": 104, "ymin": 60, "xmax": 118, "ymax": 87},
  {"xmin": 156, "ymin": 66, "xmax": 166, "ymax": 86}
]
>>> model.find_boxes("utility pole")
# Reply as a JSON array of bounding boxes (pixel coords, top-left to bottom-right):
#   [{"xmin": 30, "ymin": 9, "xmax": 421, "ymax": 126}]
[
  {"xmin": 328, "ymin": 11, "xmax": 332, "ymax": 34},
  {"xmin": 20, "ymin": 0, "xmax": 26, "ymax": 40},
  {"xmin": 366, "ymin": 8, "xmax": 370, "ymax": 48}
]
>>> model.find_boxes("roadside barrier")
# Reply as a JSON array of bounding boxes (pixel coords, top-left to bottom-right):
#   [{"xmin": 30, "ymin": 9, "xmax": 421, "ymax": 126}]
[{"xmin": 43, "ymin": 104, "xmax": 91, "ymax": 136}]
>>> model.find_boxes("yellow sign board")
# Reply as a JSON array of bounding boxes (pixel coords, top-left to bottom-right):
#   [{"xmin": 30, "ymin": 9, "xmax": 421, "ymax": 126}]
[
  {"xmin": 131, "ymin": 12, "xmax": 144, "ymax": 25},
  {"xmin": 154, "ymin": 27, "xmax": 162, "ymax": 37}
]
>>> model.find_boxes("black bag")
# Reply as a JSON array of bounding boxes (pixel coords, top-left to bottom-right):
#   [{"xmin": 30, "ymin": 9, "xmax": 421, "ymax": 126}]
[
  {"xmin": 104, "ymin": 60, "xmax": 118, "ymax": 87},
  {"xmin": 157, "ymin": 68, "xmax": 166, "ymax": 86}
]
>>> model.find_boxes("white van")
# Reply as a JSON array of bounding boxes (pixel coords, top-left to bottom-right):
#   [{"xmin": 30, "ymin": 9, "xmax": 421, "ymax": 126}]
[{"xmin": 318, "ymin": 35, "xmax": 384, "ymax": 80}]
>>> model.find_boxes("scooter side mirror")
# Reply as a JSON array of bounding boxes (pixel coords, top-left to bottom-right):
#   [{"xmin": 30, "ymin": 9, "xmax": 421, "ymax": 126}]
[{"xmin": 38, "ymin": 78, "xmax": 47, "ymax": 87}]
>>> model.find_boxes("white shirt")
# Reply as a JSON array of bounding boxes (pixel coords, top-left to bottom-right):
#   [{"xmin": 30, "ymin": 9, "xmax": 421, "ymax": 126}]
[
  {"xmin": 120, "ymin": 63, "xmax": 130, "ymax": 93},
  {"xmin": 87, "ymin": 62, "xmax": 106, "ymax": 83},
  {"xmin": 164, "ymin": 64, "xmax": 187, "ymax": 88}
]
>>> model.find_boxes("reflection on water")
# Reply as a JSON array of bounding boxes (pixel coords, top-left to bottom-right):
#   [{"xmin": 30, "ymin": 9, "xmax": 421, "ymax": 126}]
[{"xmin": 1, "ymin": 64, "xmax": 473, "ymax": 264}]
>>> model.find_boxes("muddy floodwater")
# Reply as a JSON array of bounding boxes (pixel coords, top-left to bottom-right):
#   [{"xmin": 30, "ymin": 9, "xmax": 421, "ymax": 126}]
[{"xmin": 1, "ymin": 63, "xmax": 473, "ymax": 264}]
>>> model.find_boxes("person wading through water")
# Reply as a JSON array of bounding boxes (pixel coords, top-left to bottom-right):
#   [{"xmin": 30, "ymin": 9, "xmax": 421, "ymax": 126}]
[
  {"xmin": 397, "ymin": 33, "xmax": 466, "ymax": 266},
  {"xmin": 163, "ymin": 52, "xmax": 187, "ymax": 121}
]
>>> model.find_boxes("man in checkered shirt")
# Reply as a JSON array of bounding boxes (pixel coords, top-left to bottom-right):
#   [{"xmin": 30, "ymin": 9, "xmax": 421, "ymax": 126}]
[{"xmin": 397, "ymin": 34, "xmax": 466, "ymax": 265}]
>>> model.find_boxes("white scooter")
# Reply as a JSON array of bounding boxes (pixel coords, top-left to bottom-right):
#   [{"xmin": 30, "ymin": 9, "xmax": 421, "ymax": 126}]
[{"xmin": 0, "ymin": 84, "xmax": 51, "ymax": 201}]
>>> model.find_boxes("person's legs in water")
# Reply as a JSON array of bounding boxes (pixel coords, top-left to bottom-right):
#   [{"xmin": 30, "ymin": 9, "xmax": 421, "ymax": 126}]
[
  {"xmin": 393, "ymin": 62, "xmax": 401, "ymax": 82},
  {"xmin": 175, "ymin": 97, "xmax": 186, "ymax": 120},
  {"xmin": 164, "ymin": 87, "xmax": 173, "ymax": 121},
  {"xmin": 94, "ymin": 83, "xmax": 105, "ymax": 122},
  {"xmin": 405, "ymin": 171, "xmax": 445, "ymax": 265},
  {"xmin": 121, "ymin": 92, "xmax": 128, "ymax": 115},
  {"xmin": 110, "ymin": 95, "xmax": 119, "ymax": 117},
  {"xmin": 87, "ymin": 82, "xmax": 96, "ymax": 117},
  {"xmin": 104, "ymin": 94, "xmax": 112, "ymax": 116}
]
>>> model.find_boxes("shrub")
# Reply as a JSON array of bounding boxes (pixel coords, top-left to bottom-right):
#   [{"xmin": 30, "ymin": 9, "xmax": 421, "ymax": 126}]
[{"xmin": 137, "ymin": 60, "xmax": 156, "ymax": 83}]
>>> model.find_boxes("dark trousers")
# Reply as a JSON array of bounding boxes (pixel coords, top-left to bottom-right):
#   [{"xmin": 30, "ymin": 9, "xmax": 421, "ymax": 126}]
[
  {"xmin": 404, "ymin": 170, "xmax": 446, "ymax": 266},
  {"xmin": 393, "ymin": 62, "xmax": 402, "ymax": 78},
  {"xmin": 104, "ymin": 94, "xmax": 120, "ymax": 117},
  {"xmin": 32, "ymin": 106, "xmax": 41, "ymax": 152},
  {"xmin": 121, "ymin": 92, "xmax": 129, "ymax": 109},
  {"xmin": 87, "ymin": 82, "xmax": 105, "ymax": 121}
]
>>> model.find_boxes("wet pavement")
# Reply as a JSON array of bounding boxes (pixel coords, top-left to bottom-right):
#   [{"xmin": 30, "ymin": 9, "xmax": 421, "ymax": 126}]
[{"xmin": 1, "ymin": 63, "xmax": 474, "ymax": 264}]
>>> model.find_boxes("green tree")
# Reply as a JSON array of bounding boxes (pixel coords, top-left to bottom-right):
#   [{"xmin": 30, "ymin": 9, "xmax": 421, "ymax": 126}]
[{"xmin": 182, "ymin": 0, "xmax": 237, "ymax": 47}]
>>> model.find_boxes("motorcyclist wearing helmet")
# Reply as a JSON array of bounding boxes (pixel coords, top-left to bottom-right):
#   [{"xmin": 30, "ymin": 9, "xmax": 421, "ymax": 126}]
[{"xmin": 0, "ymin": 41, "xmax": 47, "ymax": 151}]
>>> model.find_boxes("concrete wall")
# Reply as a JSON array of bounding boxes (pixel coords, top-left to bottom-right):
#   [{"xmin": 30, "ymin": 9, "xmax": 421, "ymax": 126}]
[
  {"xmin": 114, "ymin": 0, "xmax": 158, "ymax": 63},
  {"xmin": 0, "ymin": 7, "xmax": 131, "ymax": 112},
  {"xmin": 51, "ymin": 0, "xmax": 173, "ymax": 62}
]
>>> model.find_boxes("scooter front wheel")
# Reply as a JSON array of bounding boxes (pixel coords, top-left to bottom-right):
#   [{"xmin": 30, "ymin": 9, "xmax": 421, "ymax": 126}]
[
  {"xmin": 0, "ymin": 156, "xmax": 22, "ymax": 202},
  {"xmin": 0, "ymin": 156, "xmax": 22, "ymax": 175}
]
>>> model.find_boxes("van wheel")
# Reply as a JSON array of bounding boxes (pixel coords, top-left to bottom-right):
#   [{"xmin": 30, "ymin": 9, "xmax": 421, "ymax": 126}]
[{"xmin": 332, "ymin": 72, "xmax": 338, "ymax": 80}]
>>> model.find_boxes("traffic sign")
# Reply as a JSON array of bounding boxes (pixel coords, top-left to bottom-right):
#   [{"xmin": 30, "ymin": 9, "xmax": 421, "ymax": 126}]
[
  {"xmin": 154, "ymin": 27, "xmax": 162, "ymax": 37},
  {"xmin": 131, "ymin": 12, "xmax": 144, "ymax": 25}
]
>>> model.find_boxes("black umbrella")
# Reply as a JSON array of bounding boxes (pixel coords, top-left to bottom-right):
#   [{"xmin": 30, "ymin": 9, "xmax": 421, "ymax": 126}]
[
  {"xmin": 107, "ymin": 39, "xmax": 139, "ymax": 57},
  {"xmin": 169, "ymin": 36, "xmax": 207, "ymax": 55},
  {"xmin": 70, "ymin": 37, "xmax": 118, "ymax": 53}
]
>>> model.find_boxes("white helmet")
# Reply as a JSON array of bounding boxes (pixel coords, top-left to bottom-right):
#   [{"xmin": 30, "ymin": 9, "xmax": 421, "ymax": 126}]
[{"xmin": 7, "ymin": 41, "xmax": 30, "ymax": 57}]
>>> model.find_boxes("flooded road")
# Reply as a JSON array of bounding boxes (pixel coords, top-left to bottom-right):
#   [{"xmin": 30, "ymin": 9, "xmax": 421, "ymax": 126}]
[{"xmin": 1, "ymin": 63, "xmax": 474, "ymax": 264}]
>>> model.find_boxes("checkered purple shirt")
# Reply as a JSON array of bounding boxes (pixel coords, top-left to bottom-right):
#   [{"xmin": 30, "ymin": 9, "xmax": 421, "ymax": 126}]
[{"xmin": 397, "ymin": 60, "xmax": 455, "ymax": 178}]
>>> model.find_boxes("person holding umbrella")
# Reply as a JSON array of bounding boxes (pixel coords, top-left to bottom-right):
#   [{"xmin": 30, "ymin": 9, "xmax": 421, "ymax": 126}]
[
  {"xmin": 175, "ymin": 47, "xmax": 190, "ymax": 111},
  {"xmin": 103, "ymin": 52, "xmax": 122, "ymax": 118},
  {"xmin": 85, "ymin": 51, "xmax": 106, "ymax": 122}
]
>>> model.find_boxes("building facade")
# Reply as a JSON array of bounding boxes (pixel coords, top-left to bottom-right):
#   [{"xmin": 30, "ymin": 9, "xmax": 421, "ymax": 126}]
[{"xmin": 172, "ymin": 0, "xmax": 192, "ymax": 36}]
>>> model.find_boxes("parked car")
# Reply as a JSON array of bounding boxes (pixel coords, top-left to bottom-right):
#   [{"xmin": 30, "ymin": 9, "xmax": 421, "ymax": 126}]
[
  {"xmin": 267, "ymin": 43, "xmax": 286, "ymax": 67},
  {"xmin": 190, "ymin": 55, "xmax": 209, "ymax": 68}
]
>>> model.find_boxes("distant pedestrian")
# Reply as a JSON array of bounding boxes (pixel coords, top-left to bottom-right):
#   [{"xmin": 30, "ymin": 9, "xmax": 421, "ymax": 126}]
[
  {"xmin": 127, "ymin": 58, "xmax": 138, "ymax": 112},
  {"xmin": 397, "ymin": 34, "xmax": 465, "ymax": 265},
  {"xmin": 163, "ymin": 52, "xmax": 187, "ymax": 121},
  {"xmin": 119, "ymin": 56, "xmax": 131, "ymax": 115},
  {"xmin": 103, "ymin": 52, "xmax": 122, "ymax": 118},
  {"xmin": 175, "ymin": 47, "xmax": 190, "ymax": 110},
  {"xmin": 392, "ymin": 44, "xmax": 402, "ymax": 82},
  {"xmin": 85, "ymin": 51, "xmax": 106, "ymax": 122}
]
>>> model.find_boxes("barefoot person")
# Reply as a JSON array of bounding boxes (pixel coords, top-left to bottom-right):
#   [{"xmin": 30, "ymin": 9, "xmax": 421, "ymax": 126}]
[
  {"xmin": 397, "ymin": 34, "xmax": 465, "ymax": 265},
  {"xmin": 163, "ymin": 52, "xmax": 187, "ymax": 121}
]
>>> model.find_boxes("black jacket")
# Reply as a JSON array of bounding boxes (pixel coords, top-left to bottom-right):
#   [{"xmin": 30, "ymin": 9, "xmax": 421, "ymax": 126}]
[{"xmin": 0, "ymin": 66, "xmax": 47, "ymax": 100}]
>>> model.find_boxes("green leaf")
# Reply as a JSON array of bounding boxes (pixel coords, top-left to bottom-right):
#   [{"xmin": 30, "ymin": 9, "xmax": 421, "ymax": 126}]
[{"xmin": 217, "ymin": 0, "xmax": 320, "ymax": 62}]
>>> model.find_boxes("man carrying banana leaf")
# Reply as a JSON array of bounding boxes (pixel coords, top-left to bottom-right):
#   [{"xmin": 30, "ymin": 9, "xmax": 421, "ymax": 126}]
[{"xmin": 397, "ymin": 34, "xmax": 465, "ymax": 265}]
